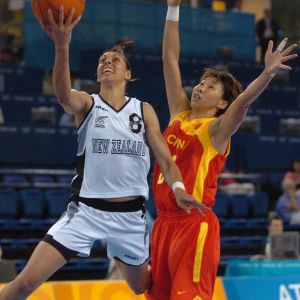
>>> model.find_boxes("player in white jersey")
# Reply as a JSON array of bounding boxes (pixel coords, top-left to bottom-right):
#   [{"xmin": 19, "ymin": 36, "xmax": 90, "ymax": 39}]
[{"xmin": 0, "ymin": 6, "xmax": 209, "ymax": 300}]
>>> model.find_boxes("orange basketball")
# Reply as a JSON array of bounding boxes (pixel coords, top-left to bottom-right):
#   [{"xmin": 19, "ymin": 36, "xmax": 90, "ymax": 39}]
[{"xmin": 31, "ymin": 0, "xmax": 85, "ymax": 24}]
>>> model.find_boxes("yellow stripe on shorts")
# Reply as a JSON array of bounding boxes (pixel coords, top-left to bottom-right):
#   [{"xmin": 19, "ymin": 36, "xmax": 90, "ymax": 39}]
[{"xmin": 193, "ymin": 222, "xmax": 208, "ymax": 282}]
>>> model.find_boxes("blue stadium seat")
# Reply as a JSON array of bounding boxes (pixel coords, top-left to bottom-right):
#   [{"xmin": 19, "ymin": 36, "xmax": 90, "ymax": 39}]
[
  {"xmin": 44, "ymin": 189, "xmax": 69, "ymax": 218},
  {"xmin": 32, "ymin": 175, "xmax": 54, "ymax": 183},
  {"xmin": 249, "ymin": 193, "xmax": 269, "ymax": 218},
  {"xmin": 240, "ymin": 236, "xmax": 266, "ymax": 246},
  {"xmin": 214, "ymin": 194, "xmax": 230, "ymax": 218},
  {"xmin": 221, "ymin": 236, "xmax": 240, "ymax": 246},
  {"xmin": 63, "ymin": 258, "xmax": 109, "ymax": 272},
  {"xmin": 228, "ymin": 194, "xmax": 250, "ymax": 218},
  {"xmin": 225, "ymin": 218, "xmax": 247, "ymax": 228},
  {"xmin": 19, "ymin": 188, "xmax": 45, "ymax": 218},
  {"xmin": 247, "ymin": 218, "xmax": 267, "ymax": 228},
  {"xmin": 0, "ymin": 188, "xmax": 19, "ymax": 218},
  {"xmin": 57, "ymin": 175, "xmax": 73, "ymax": 184},
  {"xmin": 3, "ymin": 175, "xmax": 28, "ymax": 184},
  {"xmin": 13, "ymin": 238, "xmax": 40, "ymax": 249}
]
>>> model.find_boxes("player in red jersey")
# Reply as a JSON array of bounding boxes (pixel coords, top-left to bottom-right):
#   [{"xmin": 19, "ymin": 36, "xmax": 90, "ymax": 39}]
[{"xmin": 145, "ymin": 1, "xmax": 298, "ymax": 299}]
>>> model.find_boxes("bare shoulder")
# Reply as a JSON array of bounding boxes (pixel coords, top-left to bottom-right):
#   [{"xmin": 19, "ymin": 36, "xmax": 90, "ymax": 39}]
[
  {"xmin": 71, "ymin": 89, "xmax": 93, "ymax": 112},
  {"xmin": 142, "ymin": 102, "xmax": 160, "ymax": 128},
  {"xmin": 71, "ymin": 89, "xmax": 92, "ymax": 104},
  {"xmin": 68, "ymin": 90, "xmax": 94, "ymax": 126},
  {"xmin": 142, "ymin": 102, "xmax": 156, "ymax": 117}
]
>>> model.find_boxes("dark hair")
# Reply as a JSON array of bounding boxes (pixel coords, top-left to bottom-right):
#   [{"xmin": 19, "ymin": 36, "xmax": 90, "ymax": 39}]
[
  {"xmin": 268, "ymin": 215, "xmax": 283, "ymax": 226},
  {"xmin": 99, "ymin": 41, "xmax": 137, "ymax": 86},
  {"xmin": 200, "ymin": 68, "xmax": 244, "ymax": 116},
  {"xmin": 104, "ymin": 41, "xmax": 133, "ymax": 72}
]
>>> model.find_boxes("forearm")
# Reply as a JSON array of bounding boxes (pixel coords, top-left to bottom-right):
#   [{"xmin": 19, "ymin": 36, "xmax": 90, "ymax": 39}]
[
  {"xmin": 161, "ymin": 161, "xmax": 184, "ymax": 189},
  {"xmin": 53, "ymin": 47, "xmax": 72, "ymax": 103},
  {"xmin": 162, "ymin": 10, "xmax": 180, "ymax": 63},
  {"xmin": 215, "ymin": 69, "xmax": 275, "ymax": 138},
  {"xmin": 238, "ymin": 70, "xmax": 273, "ymax": 107}
]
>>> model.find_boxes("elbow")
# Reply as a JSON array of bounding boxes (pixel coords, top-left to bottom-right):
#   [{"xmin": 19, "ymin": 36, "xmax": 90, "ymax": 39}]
[
  {"xmin": 57, "ymin": 96, "xmax": 71, "ymax": 107},
  {"xmin": 162, "ymin": 50, "xmax": 177, "ymax": 64},
  {"xmin": 162, "ymin": 52, "xmax": 168, "ymax": 63},
  {"xmin": 55, "ymin": 90, "xmax": 72, "ymax": 106}
]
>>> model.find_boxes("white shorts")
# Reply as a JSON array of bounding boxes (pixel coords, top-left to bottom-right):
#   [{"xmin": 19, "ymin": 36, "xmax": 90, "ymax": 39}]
[{"xmin": 45, "ymin": 199, "xmax": 149, "ymax": 266}]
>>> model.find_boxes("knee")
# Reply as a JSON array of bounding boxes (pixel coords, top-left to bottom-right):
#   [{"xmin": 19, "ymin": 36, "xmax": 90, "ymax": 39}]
[
  {"xmin": 131, "ymin": 271, "xmax": 151, "ymax": 295},
  {"xmin": 132, "ymin": 287, "xmax": 146, "ymax": 295},
  {"xmin": 13, "ymin": 274, "xmax": 39, "ymax": 296}
]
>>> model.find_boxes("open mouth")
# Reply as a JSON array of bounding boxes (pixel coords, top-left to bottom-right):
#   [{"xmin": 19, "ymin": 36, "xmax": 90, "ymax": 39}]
[
  {"xmin": 103, "ymin": 68, "xmax": 114, "ymax": 74},
  {"xmin": 192, "ymin": 93, "xmax": 201, "ymax": 101}
]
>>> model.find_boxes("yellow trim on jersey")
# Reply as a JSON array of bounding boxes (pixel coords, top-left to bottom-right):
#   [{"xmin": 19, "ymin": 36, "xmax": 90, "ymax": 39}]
[
  {"xmin": 169, "ymin": 110, "xmax": 191, "ymax": 126},
  {"xmin": 193, "ymin": 222, "xmax": 208, "ymax": 282},
  {"xmin": 170, "ymin": 111, "xmax": 216, "ymax": 135},
  {"xmin": 169, "ymin": 110, "xmax": 230, "ymax": 201},
  {"xmin": 193, "ymin": 121, "xmax": 218, "ymax": 201}
]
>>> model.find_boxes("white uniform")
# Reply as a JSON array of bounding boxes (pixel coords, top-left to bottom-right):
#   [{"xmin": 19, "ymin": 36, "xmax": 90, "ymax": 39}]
[
  {"xmin": 72, "ymin": 94, "xmax": 150, "ymax": 199},
  {"xmin": 46, "ymin": 95, "xmax": 150, "ymax": 265}
]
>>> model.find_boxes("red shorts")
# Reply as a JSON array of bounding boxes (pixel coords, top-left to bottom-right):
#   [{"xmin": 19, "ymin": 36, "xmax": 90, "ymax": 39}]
[{"xmin": 145, "ymin": 210, "xmax": 220, "ymax": 300}]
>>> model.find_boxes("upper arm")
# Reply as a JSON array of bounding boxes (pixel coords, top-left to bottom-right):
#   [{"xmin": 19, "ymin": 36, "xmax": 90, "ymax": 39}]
[
  {"xmin": 163, "ymin": 60, "xmax": 190, "ymax": 118},
  {"xmin": 163, "ymin": 21, "xmax": 190, "ymax": 118},
  {"xmin": 143, "ymin": 102, "xmax": 173, "ymax": 171},
  {"xmin": 210, "ymin": 95, "xmax": 248, "ymax": 152}
]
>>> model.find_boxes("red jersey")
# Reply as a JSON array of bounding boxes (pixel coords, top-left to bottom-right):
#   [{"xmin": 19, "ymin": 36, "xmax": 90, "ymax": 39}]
[{"xmin": 153, "ymin": 111, "xmax": 230, "ymax": 212}]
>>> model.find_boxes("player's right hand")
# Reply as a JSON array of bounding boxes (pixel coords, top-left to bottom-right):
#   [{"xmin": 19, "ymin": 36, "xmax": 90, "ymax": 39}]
[
  {"xmin": 174, "ymin": 188, "xmax": 210, "ymax": 216},
  {"xmin": 40, "ymin": 6, "xmax": 81, "ymax": 49}
]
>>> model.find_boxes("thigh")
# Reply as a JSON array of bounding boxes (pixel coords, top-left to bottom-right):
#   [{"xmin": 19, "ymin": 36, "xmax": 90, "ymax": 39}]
[
  {"xmin": 47, "ymin": 201, "xmax": 107, "ymax": 257},
  {"xmin": 15, "ymin": 241, "xmax": 66, "ymax": 288},
  {"xmin": 170, "ymin": 218, "xmax": 220, "ymax": 300},
  {"xmin": 107, "ymin": 210, "xmax": 149, "ymax": 265}
]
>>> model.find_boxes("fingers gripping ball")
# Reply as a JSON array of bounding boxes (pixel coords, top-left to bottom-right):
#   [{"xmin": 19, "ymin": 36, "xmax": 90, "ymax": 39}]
[{"xmin": 31, "ymin": 0, "xmax": 85, "ymax": 24}]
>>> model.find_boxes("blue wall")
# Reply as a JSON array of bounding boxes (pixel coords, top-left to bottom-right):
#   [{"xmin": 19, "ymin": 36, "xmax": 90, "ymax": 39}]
[{"xmin": 24, "ymin": 0, "xmax": 256, "ymax": 70}]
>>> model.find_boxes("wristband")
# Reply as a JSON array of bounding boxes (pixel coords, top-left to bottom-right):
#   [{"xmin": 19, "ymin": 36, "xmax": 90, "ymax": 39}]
[
  {"xmin": 172, "ymin": 181, "xmax": 185, "ymax": 192},
  {"xmin": 166, "ymin": 6, "xmax": 179, "ymax": 21}
]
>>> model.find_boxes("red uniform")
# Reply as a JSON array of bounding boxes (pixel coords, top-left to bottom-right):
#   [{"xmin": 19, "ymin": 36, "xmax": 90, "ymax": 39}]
[{"xmin": 145, "ymin": 111, "xmax": 229, "ymax": 300}]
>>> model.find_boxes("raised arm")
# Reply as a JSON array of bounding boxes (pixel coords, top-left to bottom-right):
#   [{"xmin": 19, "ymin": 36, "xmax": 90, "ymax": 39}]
[
  {"xmin": 163, "ymin": 0, "xmax": 190, "ymax": 119},
  {"xmin": 143, "ymin": 102, "xmax": 209, "ymax": 215},
  {"xmin": 210, "ymin": 39, "xmax": 298, "ymax": 152},
  {"xmin": 41, "ymin": 7, "xmax": 92, "ymax": 125}
]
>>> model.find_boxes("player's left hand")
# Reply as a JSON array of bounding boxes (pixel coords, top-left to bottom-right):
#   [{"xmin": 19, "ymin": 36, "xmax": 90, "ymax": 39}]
[
  {"xmin": 174, "ymin": 188, "xmax": 210, "ymax": 216},
  {"xmin": 264, "ymin": 38, "xmax": 298, "ymax": 77}
]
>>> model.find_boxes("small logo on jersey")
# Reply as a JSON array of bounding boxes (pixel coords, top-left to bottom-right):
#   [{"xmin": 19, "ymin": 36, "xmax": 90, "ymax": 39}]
[
  {"xmin": 124, "ymin": 254, "xmax": 139, "ymax": 261},
  {"xmin": 95, "ymin": 105, "xmax": 108, "ymax": 112},
  {"xmin": 176, "ymin": 291, "xmax": 187, "ymax": 295},
  {"xmin": 95, "ymin": 116, "xmax": 108, "ymax": 128}
]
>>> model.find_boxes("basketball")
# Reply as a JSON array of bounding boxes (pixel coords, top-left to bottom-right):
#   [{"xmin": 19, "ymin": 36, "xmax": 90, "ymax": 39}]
[{"xmin": 31, "ymin": 0, "xmax": 85, "ymax": 24}]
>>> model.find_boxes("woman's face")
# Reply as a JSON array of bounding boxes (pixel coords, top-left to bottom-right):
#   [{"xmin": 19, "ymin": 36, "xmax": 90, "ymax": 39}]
[
  {"xmin": 190, "ymin": 77, "xmax": 226, "ymax": 113},
  {"xmin": 97, "ymin": 51, "xmax": 131, "ymax": 85}
]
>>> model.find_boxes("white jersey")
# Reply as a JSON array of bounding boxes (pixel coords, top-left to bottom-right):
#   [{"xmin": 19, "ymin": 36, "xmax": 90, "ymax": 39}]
[{"xmin": 71, "ymin": 94, "xmax": 150, "ymax": 199}]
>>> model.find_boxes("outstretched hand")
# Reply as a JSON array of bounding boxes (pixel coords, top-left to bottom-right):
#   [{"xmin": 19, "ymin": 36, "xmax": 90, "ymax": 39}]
[
  {"xmin": 265, "ymin": 38, "xmax": 298, "ymax": 77},
  {"xmin": 40, "ymin": 6, "xmax": 81, "ymax": 49},
  {"xmin": 174, "ymin": 188, "xmax": 210, "ymax": 216},
  {"xmin": 167, "ymin": 0, "xmax": 181, "ymax": 6}
]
